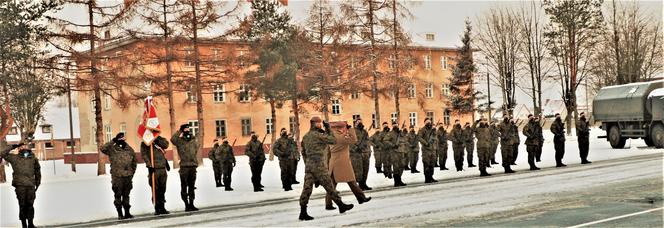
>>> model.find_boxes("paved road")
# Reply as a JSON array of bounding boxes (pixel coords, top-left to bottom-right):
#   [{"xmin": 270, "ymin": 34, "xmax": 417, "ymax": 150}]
[{"xmin": 61, "ymin": 153, "xmax": 663, "ymax": 227}]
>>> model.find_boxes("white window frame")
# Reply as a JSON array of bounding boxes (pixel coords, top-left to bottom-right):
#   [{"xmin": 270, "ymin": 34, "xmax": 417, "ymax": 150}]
[
  {"xmin": 188, "ymin": 120, "xmax": 199, "ymax": 136},
  {"xmin": 441, "ymin": 56, "xmax": 448, "ymax": 70},
  {"xmin": 423, "ymin": 55, "xmax": 432, "ymax": 70},
  {"xmin": 391, "ymin": 112, "xmax": 398, "ymax": 123},
  {"xmin": 425, "ymin": 33, "xmax": 435, "ymax": 41},
  {"xmin": 425, "ymin": 83, "xmax": 433, "ymax": 98},
  {"xmin": 350, "ymin": 91, "xmax": 360, "ymax": 100},
  {"xmin": 213, "ymin": 49, "xmax": 222, "ymax": 67},
  {"xmin": 407, "ymin": 84, "xmax": 416, "ymax": 98},
  {"xmin": 103, "ymin": 93, "xmax": 111, "ymax": 110},
  {"xmin": 289, "ymin": 116, "xmax": 296, "ymax": 134},
  {"xmin": 239, "ymin": 84, "xmax": 250, "ymax": 102},
  {"xmin": 186, "ymin": 84, "xmax": 197, "ymax": 103},
  {"xmin": 444, "ymin": 109, "xmax": 451, "ymax": 125},
  {"xmin": 104, "ymin": 124, "xmax": 112, "ymax": 143},
  {"xmin": 184, "ymin": 47, "xmax": 194, "ymax": 68},
  {"xmin": 215, "ymin": 119, "xmax": 227, "ymax": 138},
  {"xmin": 213, "ymin": 84, "xmax": 225, "ymax": 103},
  {"xmin": 241, "ymin": 118, "xmax": 252, "ymax": 136},
  {"xmin": 409, "ymin": 112, "xmax": 417, "ymax": 128},
  {"xmin": 372, "ymin": 113, "xmax": 377, "ymax": 128},
  {"xmin": 331, "ymin": 99, "xmax": 341, "ymax": 115},
  {"xmin": 388, "ymin": 54, "xmax": 396, "ymax": 70},
  {"xmin": 238, "ymin": 50, "xmax": 245, "ymax": 67},
  {"xmin": 442, "ymin": 84, "xmax": 450, "ymax": 96},
  {"xmin": 265, "ymin": 118, "xmax": 274, "ymax": 134},
  {"xmin": 119, "ymin": 122, "xmax": 127, "ymax": 134},
  {"xmin": 426, "ymin": 111, "xmax": 435, "ymax": 123}
]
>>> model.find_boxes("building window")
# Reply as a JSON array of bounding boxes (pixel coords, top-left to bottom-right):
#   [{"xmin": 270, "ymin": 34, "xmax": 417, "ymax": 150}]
[
  {"xmin": 41, "ymin": 125, "xmax": 52, "ymax": 134},
  {"xmin": 119, "ymin": 123, "xmax": 127, "ymax": 134},
  {"xmin": 8, "ymin": 127, "xmax": 17, "ymax": 135},
  {"xmin": 289, "ymin": 116, "xmax": 296, "ymax": 134},
  {"xmin": 409, "ymin": 112, "xmax": 417, "ymax": 127},
  {"xmin": 425, "ymin": 83, "xmax": 433, "ymax": 98},
  {"xmin": 388, "ymin": 54, "xmax": 396, "ymax": 70},
  {"xmin": 188, "ymin": 120, "xmax": 199, "ymax": 136},
  {"xmin": 239, "ymin": 84, "xmax": 250, "ymax": 102},
  {"xmin": 441, "ymin": 56, "xmax": 448, "ymax": 70},
  {"xmin": 90, "ymin": 99, "xmax": 96, "ymax": 114},
  {"xmin": 391, "ymin": 112, "xmax": 398, "ymax": 123},
  {"xmin": 104, "ymin": 93, "xmax": 111, "ymax": 110},
  {"xmin": 213, "ymin": 49, "xmax": 222, "ymax": 67},
  {"xmin": 104, "ymin": 124, "xmax": 112, "ymax": 143},
  {"xmin": 45, "ymin": 142, "xmax": 54, "ymax": 149},
  {"xmin": 265, "ymin": 118, "xmax": 274, "ymax": 134},
  {"xmin": 352, "ymin": 114, "xmax": 361, "ymax": 122},
  {"xmin": 407, "ymin": 84, "xmax": 416, "ymax": 98},
  {"xmin": 331, "ymin": 99, "xmax": 341, "ymax": 115},
  {"xmin": 186, "ymin": 84, "xmax": 197, "ymax": 103},
  {"xmin": 425, "ymin": 33, "xmax": 435, "ymax": 41},
  {"xmin": 184, "ymin": 47, "xmax": 194, "ymax": 67},
  {"xmin": 444, "ymin": 109, "xmax": 451, "ymax": 125},
  {"xmin": 213, "ymin": 84, "xmax": 225, "ymax": 102},
  {"xmin": 426, "ymin": 111, "xmax": 435, "ymax": 123},
  {"xmin": 423, "ymin": 55, "xmax": 432, "ymax": 70},
  {"xmin": 350, "ymin": 91, "xmax": 360, "ymax": 100},
  {"xmin": 238, "ymin": 50, "xmax": 245, "ymax": 67},
  {"xmin": 91, "ymin": 127, "xmax": 97, "ymax": 145},
  {"xmin": 372, "ymin": 113, "xmax": 377, "ymax": 128},
  {"xmin": 215, "ymin": 120, "xmax": 227, "ymax": 138},
  {"xmin": 241, "ymin": 118, "xmax": 252, "ymax": 136},
  {"xmin": 442, "ymin": 84, "xmax": 450, "ymax": 96},
  {"xmin": 66, "ymin": 141, "xmax": 76, "ymax": 148}
]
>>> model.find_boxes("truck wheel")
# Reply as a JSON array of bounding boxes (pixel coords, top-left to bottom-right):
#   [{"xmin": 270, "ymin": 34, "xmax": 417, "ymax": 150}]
[
  {"xmin": 609, "ymin": 125, "xmax": 626, "ymax": 149},
  {"xmin": 644, "ymin": 137, "xmax": 654, "ymax": 147},
  {"xmin": 651, "ymin": 124, "xmax": 664, "ymax": 148}
]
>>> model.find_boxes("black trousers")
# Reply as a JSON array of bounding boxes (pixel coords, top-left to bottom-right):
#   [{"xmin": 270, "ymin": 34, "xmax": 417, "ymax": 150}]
[
  {"xmin": 15, "ymin": 186, "xmax": 36, "ymax": 220},
  {"xmin": 111, "ymin": 176, "xmax": 133, "ymax": 208},
  {"xmin": 148, "ymin": 168, "xmax": 167, "ymax": 205},
  {"xmin": 179, "ymin": 166, "xmax": 197, "ymax": 201},
  {"xmin": 249, "ymin": 160, "xmax": 265, "ymax": 189},
  {"xmin": 579, "ymin": 137, "xmax": 590, "ymax": 161},
  {"xmin": 222, "ymin": 161, "xmax": 234, "ymax": 186}
]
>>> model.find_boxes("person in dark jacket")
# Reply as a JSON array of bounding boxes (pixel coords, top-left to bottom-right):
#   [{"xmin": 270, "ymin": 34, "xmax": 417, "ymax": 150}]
[
  {"xmin": 499, "ymin": 117, "xmax": 515, "ymax": 173},
  {"xmin": 171, "ymin": 124, "xmax": 200, "ymax": 211},
  {"xmin": 523, "ymin": 115, "xmax": 541, "ymax": 171},
  {"xmin": 274, "ymin": 128, "xmax": 296, "ymax": 191},
  {"xmin": 436, "ymin": 124, "xmax": 449, "ymax": 170},
  {"xmin": 245, "ymin": 131, "xmax": 266, "ymax": 192},
  {"xmin": 141, "ymin": 134, "xmax": 170, "ymax": 215},
  {"xmin": 209, "ymin": 139, "xmax": 224, "ymax": 188},
  {"xmin": 2, "ymin": 141, "xmax": 41, "ymax": 228},
  {"xmin": 449, "ymin": 120, "xmax": 465, "ymax": 171},
  {"xmin": 577, "ymin": 112, "xmax": 592, "ymax": 164},
  {"xmin": 550, "ymin": 113, "xmax": 566, "ymax": 167},
  {"xmin": 217, "ymin": 137, "xmax": 236, "ymax": 191},
  {"xmin": 475, "ymin": 119, "xmax": 492, "ymax": 176},
  {"xmin": 101, "ymin": 133, "xmax": 137, "ymax": 219}
]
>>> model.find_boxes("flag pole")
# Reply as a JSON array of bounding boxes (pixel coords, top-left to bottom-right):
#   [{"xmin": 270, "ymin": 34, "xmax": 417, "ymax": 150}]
[{"xmin": 148, "ymin": 98, "xmax": 157, "ymax": 205}]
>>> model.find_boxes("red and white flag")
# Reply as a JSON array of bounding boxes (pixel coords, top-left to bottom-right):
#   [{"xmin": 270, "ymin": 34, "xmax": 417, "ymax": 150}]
[{"xmin": 137, "ymin": 96, "xmax": 160, "ymax": 145}]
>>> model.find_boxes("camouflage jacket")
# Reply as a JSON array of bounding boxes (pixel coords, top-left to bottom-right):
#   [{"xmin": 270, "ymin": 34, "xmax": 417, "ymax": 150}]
[
  {"xmin": 1, "ymin": 147, "xmax": 41, "ymax": 187},
  {"xmin": 350, "ymin": 128, "xmax": 370, "ymax": 154},
  {"xmin": 417, "ymin": 126, "xmax": 438, "ymax": 154},
  {"xmin": 475, "ymin": 124, "xmax": 492, "ymax": 149},
  {"xmin": 301, "ymin": 127, "xmax": 336, "ymax": 166},
  {"xmin": 245, "ymin": 139, "xmax": 266, "ymax": 162},
  {"xmin": 141, "ymin": 136, "xmax": 170, "ymax": 169},
  {"xmin": 171, "ymin": 130, "xmax": 199, "ymax": 167},
  {"xmin": 550, "ymin": 119, "xmax": 566, "ymax": 143},
  {"xmin": 499, "ymin": 121, "xmax": 513, "ymax": 143},
  {"xmin": 437, "ymin": 127, "xmax": 448, "ymax": 147},
  {"xmin": 369, "ymin": 130, "xmax": 386, "ymax": 151},
  {"xmin": 523, "ymin": 121, "xmax": 539, "ymax": 146},
  {"xmin": 397, "ymin": 131, "xmax": 409, "ymax": 154},
  {"xmin": 576, "ymin": 119, "xmax": 590, "ymax": 138},
  {"xmin": 462, "ymin": 122, "xmax": 478, "ymax": 143},
  {"xmin": 449, "ymin": 125, "xmax": 464, "ymax": 145},
  {"xmin": 215, "ymin": 142, "xmax": 236, "ymax": 163},
  {"xmin": 288, "ymin": 137, "xmax": 300, "ymax": 160},
  {"xmin": 490, "ymin": 125, "xmax": 501, "ymax": 145},
  {"xmin": 101, "ymin": 141, "xmax": 137, "ymax": 177},
  {"xmin": 382, "ymin": 129, "xmax": 400, "ymax": 150},
  {"xmin": 273, "ymin": 136, "xmax": 294, "ymax": 161},
  {"xmin": 511, "ymin": 124, "xmax": 520, "ymax": 144},
  {"xmin": 408, "ymin": 131, "xmax": 419, "ymax": 152}
]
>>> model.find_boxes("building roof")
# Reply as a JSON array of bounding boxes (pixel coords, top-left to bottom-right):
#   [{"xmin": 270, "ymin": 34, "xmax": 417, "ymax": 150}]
[{"xmin": 5, "ymin": 95, "xmax": 81, "ymax": 142}]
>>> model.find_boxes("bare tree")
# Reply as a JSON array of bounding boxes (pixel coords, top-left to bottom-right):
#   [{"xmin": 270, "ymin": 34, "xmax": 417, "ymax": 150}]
[
  {"xmin": 384, "ymin": 0, "xmax": 416, "ymax": 123},
  {"xmin": 475, "ymin": 7, "xmax": 521, "ymax": 116}
]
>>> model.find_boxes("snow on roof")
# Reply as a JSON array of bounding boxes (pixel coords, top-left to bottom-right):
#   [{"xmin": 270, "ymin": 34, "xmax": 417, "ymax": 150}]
[
  {"xmin": 602, "ymin": 79, "xmax": 664, "ymax": 89},
  {"xmin": 5, "ymin": 95, "xmax": 80, "ymax": 142},
  {"xmin": 649, "ymin": 88, "xmax": 664, "ymax": 98}
]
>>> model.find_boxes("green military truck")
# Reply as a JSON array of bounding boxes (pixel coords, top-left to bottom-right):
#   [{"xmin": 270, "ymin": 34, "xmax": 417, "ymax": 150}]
[{"xmin": 592, "ymin": 79, "xmax": 664, "ymax": 148}]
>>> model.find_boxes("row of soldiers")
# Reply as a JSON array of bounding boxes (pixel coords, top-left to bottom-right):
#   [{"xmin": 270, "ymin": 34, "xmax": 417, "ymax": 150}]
[{"xmin": 1, "ymin": 112, "xmax": 592, "ymax": 226}]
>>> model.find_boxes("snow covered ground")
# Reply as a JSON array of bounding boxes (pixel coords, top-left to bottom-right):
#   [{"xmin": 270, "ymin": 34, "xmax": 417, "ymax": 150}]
[{"xmin": 1, "ymin": 127, "xmax": 662, "ymax": 227}]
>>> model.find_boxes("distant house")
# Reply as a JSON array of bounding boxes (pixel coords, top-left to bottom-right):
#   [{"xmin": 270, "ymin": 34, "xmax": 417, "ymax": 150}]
[
  {"xmin": 542, "ymin": 99, "xmax": 567, "ymax": 118},
  {"xmin": 4, "ymin": 95, "xmax": 81, "ymax": 160}
]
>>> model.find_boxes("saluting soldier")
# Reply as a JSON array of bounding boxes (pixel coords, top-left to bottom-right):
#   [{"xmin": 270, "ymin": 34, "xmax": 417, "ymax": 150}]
[
  {"xmin": 474, "ymin": 118, "xmax": 492, "ymax": 176},
  {"xmin": 299, "ymin": 117, "xmax": 354, "ymax": 221},
  {"xmin": 393, "ymin": 127, "xmax": 408, "ymax": 187},
  {"xmin": 407, "ymin": 126, "xmax": 420, "ymax": 173},
  {"xmin": 171, "ymin": 124, "xmax": 200, "ymax": 211},
  {"xmin": 217, "ymin": 137, "xmax": 236, "ymax": 191},
  {"xmin": 577, "ymin": 112, "xmax": 592, "ymax": 164},
  {"xmin": 489, "ymin": 121, "xmax": 501, "ymax": 165},
  {"xmin": 274, "ymin": 128, "xmax": 295, "ymax": 191},
  {"xmin": 462, "ymin": 121, "xmax": 478, "ymax": 168},
  {"xmin": 510, "ymin": 119, "xmax": 520, "ymax": 166},
  {"xmin": 499, "ymin": 117, "xmax": 515, "ymax": 173},
  {"xmin": 245, "ymin": 131, "xmax": 267, "ymax": 192},
  {"xmin": 369, "ymin": 122, "xmax": 388, "ymax": 174},
  {"xmin": 288, "ymin": 133, "xmax": 300, "ymax": 185},
  {"xmin": 449, "ymin": 120, "xmax": 465, "ymax": 171},
  {"xmin": 436, "ymin": 124, "xmax": 449, "ymax": 170},
  {"xmin": 209, "ymin": 139, "xmax": 224, "ymax": 187},
  {"xmin": 350, "ymin": 118, "xmax": 372, "ymax": 190},
  {"xmin": 523, "ymin": 115, "xmax": 541, "ymax": 170},
  {"xmin": 141, "ymin": 133, "xmax": 171, "ymax": 215},
  {"xmin": 417, "ymin": 118, "xmax": 438, "ymax": 183},
  {"xmin": 101, "ymin": 133, "xmax": 137, "ymax": 220},
  {"xmin": 381, "ymin": 122, "xmax": 400, "ymax": 179},
  {"xmin": 551, "ymin": 113, "xmax": 567, "ymax": 167},
  {"xmin": 535, "ymin": 116, "xmax": 544, "ymax": 162},
  {"xmin": 2, "ymin": 141, "xmax": 40, "ymax": 228}
]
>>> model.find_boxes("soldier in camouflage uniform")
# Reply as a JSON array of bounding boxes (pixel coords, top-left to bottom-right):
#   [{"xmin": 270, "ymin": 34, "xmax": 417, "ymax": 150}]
[
  {"xmin": 216, "ymin": 137, "xmax": 236, "ymax": 191},
  {"xmin": 2, "ymin": 142, "xmax": 41, "ymax": 228},
  {"xmin": 141, "ymin": 134, "xmax": 170, "ymax": 215},
  {"xmin": 350, "ymin": 118, "xmax": 372, "ymax": 190},
  {"xmin": 392, "ymin": 127, "xmax": 408, "ymax": 187},
  {"xmin": 373, "ymin": 122, "xmax": 390, "ymax": 175},
  {"xmin": 523, "ymin": 115, "xmax": 541, "ymax": 170},
  {"xmin": 498, "ymin": 117, "xmax": 515, "ymax": 173},
  {"xmin": 534, "ymin": 116, "xmax": 544, "ymax": 162},
  {"xmin": 417, "ymin": 118, "xmax": 438, "ymax": 183},
  {"xmin": 550, "ymin": 113, "xmax": 567, "ymax": 167},
  {"xmin": 245, "ymin": 132, "xmax": 267, "ymax": 192},
  {"xmin": 489, "ymin": 122, "xmax": 501, "ymax": 165},
  {"xmin": 436, "ymin": 124, "xmax": 449, "ymax": 170},
  {"xmin": 408, "ymin": 126, "xmax": 420, "ymax": 173},
  {"xmin": 209, "ymin": 139, "xmax": 224, "ymax": 187},
  {"xmin": 381, "ymin": 122, "xmax": 400, "ymax": 179},
  {"xmin": 462, "ymin": 121, "xmax": 478, "ymax": 167},
  {"xmin": 274, "ymin": 128, "xmax": 295, "ymax": 191},
  {"xmin": 449, "ymin": 120, "xmax": 465, "ymax": 171},
  {"xmin": 474, "ymin": 119, "xmax": 492, "ymax": 176},
  {"xmin": 288, "ymin": 133, "xmax": 300, "ymax": 185},
  {"xmin": 171, "ymin": 124, "xmax": 200, "ymax": 211},
  {"xmin": 510, "ymin": 119, "xmax": 521, "ymax": 166},
  {"xmin": 577, "ymin": 112, "xmax": 592, "ymax": 164},
  {"xmin": 298, "ymin": 117, "xmax": 354, "ymax": 221},
  {"xmin": 101, "ymin": 133, "xmax": 137, "ymax": 220}
]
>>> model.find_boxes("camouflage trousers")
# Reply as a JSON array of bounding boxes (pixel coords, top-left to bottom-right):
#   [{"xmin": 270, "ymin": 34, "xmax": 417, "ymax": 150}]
[
  {"xmin": 179, "ymin": 166, "xmax": 197, "ymax": 201},
  {"xmin": 249, "ymin": 160, "xmax": 265, "ymax": 189},
  {"xmin": 437, "ymin": 144, "xmax": 448, "ymax": 168},
  {"xmin": 148, "ymin": 168, "xmax": 168, "ymax": 206},
  {"xmin": 422, "ymin": 151, "xmax": 436, "ymax": 180},
  {"xmin": 350, "ymin": 153, "xmax": 365, "ymax": 182},
  {"xmin": 464, "ymin": 142, "xmax": 475, "ymax": 165},
  {"xmin": 111, "ymin": 176, "xmax": 133, "ymax": 208},
  {"xmin": 362, "ymin": 153, "xmax": 371, "ymax": 181},
  {"xmin": 212, "ymin": 161, "xmax": 224, "ymax": 184},
  {"xmin": 526, "ymin": 145, "xmax": 538, "ymax": 167},
  {"xmin": 500, "ymin": 142, "xmax": 513, "ymax": 167},
  {"xmin": 452, "ymin": 144, "xmax": 465, "ymax": 170},
  {"xmin": 15, "ymin": 186, "xmax": 36, "ymax": 220},
  {"xmin": 222, "ymin": 161, "xmax": 234, "ymax": 186},
  {"xmin": 391, "ymin": 152, "xmax": 406, "ymax": 176},
  {"xmin": 536, "ymin": 143, "xmax": 543, "ymax": 161},
  {"xmin": 409, "ymin": 149, "xmax": 419, "ymax": 170},
  {"xmin": 490, "ymin": 143, "xmax": 499, "ymax": 161},
  {"xmin": 291, "ymin": 159, "xmax": 299, "ymax": 183},
  {"xmin": 512, "ymin": 144, "xmax": 519, "ymax": 164},
  {"xmin": 382, "ymin": 149, "xmax": 394, "ymax": 177},
  {"xmin": 478, "ymin": 147, "xmax": 490, "ymax": 173},
  {"xmin": 299, "ymin": 162, "xmax": 342, "ymax": 207},
  {"xmin": 279, "ymin": 159, "xmax": 296, "ymax": 188},
  {"xmin": 373, "ymin": 148, "xmax": 383, "ymax": 170}
]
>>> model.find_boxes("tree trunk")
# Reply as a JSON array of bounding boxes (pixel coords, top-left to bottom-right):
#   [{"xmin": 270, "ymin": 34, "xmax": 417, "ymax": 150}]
[
  {"xmin": 269, "ymin": 100, "xmax": 277, "ymax": 161},
  {"xmin": 164, "ymin": 0, "xmax": 180, "ymax": 169},
  {"xmin": 368, "ymin": 1, "xmax": 381, "ymax": 126},
  {"xmin": 0, "ymin": 140, "xmax": 6, "ymax": 183},
  {"xmin": 89, "ymin": 2, "xmax": 106, "ymax": 176},
  {"xmin": 191, "ymin": 4, "xmax": 204, "ymax": 166}
]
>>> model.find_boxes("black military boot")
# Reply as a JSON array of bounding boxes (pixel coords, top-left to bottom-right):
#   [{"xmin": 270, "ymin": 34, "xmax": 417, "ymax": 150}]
[
  {"xmin": 376, "ymin": 167, "xmax": 383, "ymax": 173},
  {"xmin": 411, "ymin": 168, "xmax": 420, "ymax": 173},
  {"xmin": 361, "ymin": 181, "xmax": 373, "ymax": 190},
  {"xmin": 491, "ymin": 159, "xmax": 499, "ymax": 165},
  {"xmin": 155, "ymin": 202, "xmax": 170, "ymax": 215},
  {"xmin": 299, "ymin": 206, "xmax": 314, "ymax": 221},
  {"xmin": 397, "ymin": 176, "xmax": 407, "ymax": 186},
  {"xmin": 405, "ymin": 165, "xmax": 410, "ymax": 170},
  {"xmin": 123, "ymin": 205, "xmax": 134, "ymax": 219},
  {"xmin": 292, "ymin": 179, "xmax": 300, "ymax": 184},
  {"xmin": 183, "ymin": 198, "xmax": 192, "ymax": 212},
  {"xmin": 224, "ymin": 181, "xmax": 234, "ymax": 191},
  {"xmin": 335, "ymin": 202, "xmax": 354, "ymax": 214},
  {"xmin": 505, "ymin": 166, "xmax": 516, "ymax": 173},
  {"xmin": 215, "ymin": 179, "xmax": 222, "ymax": 188},
  {"xmin": 359, "ymin": 196, "xmax": 372, "ymax": 204},
  {"xmin": 480, "ymin": 170, "xmax": 491, "ymax": 177},
  {"xmin": 116, "ymin": 206, "xmax": 124, "ymax": 220},
  {"xmin": 325, "ymin": 205, "xmax": 336, "ymax": 210},
  {"xmin": 189, "ymin": 199, "xmax": 199, "ymax": 211},
  {"xmin": 21, "ymin": 219, "xmax": 27, "ymax": 228},
  {"xmin": 27, "ymin": 219, "xmax": 35, "ymax": 228}
]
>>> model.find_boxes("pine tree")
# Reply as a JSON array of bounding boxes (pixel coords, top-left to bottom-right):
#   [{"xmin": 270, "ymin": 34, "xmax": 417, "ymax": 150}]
[{"xmin": 448, "ymin": 20, "xmax": 477, "ymax": 119}]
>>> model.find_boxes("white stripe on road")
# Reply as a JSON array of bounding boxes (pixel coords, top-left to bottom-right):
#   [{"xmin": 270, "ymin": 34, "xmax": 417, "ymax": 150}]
[{"xmin": 567, "ymin": 207, "xmax": 663, "ymax": 228}]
